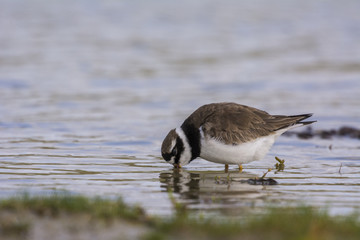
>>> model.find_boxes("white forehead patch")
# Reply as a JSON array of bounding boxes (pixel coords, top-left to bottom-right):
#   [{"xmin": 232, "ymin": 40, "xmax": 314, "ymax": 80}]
[
  {"xmin": 169, "ymin": 139, "xmax": 176, "ymax": 152},
  {"xmin": 167, "ymin": 139, "xmax": 177, "ymax": 164}
]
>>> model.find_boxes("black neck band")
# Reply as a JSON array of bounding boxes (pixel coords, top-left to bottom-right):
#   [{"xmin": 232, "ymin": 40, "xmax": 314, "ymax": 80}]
[{"xmin": 180, "ymin": 124, "xmax": 201, "ymax": 161}]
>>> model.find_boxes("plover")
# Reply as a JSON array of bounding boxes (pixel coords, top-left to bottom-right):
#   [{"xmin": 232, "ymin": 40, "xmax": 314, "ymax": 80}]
[{"xmin": 161, "ymin": 102, "xmax": 316, "ymax": 171}]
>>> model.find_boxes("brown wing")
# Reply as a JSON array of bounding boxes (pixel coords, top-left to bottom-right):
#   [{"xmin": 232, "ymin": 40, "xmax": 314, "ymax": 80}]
[{"xmin": 186, "ymin": 102, "xmax": 313, "ymax": 144}]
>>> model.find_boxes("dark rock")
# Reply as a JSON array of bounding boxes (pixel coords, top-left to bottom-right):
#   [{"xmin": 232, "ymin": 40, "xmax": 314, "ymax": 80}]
[
  {"xmin": 286, "ymin": 126, "xmax": 360, "ymax": 140},
  {"xmin": 246, "ymin": 178, "xmax": 278, "ymax": 185},
  {"xmin": 319, "ymin": 129, "xmax": 336, "ymax": 139},
  {"xmin": 338, "ymin": 126, "xmax": 360, "ymax": 138},
  {"xmin": 297, "ymin": 132, "xmax": 313, "ymax": 139}
]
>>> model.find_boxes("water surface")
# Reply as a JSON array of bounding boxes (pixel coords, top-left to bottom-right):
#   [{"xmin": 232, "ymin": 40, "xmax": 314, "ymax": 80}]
[{"xmin": 1, "ymin": 0, "xmax": 360, "ymax": 217}]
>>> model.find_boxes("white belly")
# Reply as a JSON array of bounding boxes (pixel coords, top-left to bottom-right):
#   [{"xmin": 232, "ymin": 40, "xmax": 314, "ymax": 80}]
[{"xmin": 199, "ymin": 133, "xmax": 278, "ymax": 165}]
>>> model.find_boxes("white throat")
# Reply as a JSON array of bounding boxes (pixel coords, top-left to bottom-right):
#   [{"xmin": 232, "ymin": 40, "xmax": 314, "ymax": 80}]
[{"xmin": 175, "ymin": 128, "xmax": 192, "ymax": 166}]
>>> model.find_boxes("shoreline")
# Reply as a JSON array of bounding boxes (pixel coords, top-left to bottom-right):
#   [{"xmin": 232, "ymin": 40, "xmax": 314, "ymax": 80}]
[{"xmin": 1, "ymin": 194, "xmax": 360, "ymax": 240}]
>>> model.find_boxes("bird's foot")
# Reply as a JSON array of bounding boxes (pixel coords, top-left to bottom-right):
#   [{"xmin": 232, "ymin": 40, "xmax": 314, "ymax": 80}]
[
  {"xmin": 224, "ymin": 164, "xmax": 229, "ymax": 173},
  {"xmin": 173, "ymin": 164, "xmax": 182, "ymax": 169}
]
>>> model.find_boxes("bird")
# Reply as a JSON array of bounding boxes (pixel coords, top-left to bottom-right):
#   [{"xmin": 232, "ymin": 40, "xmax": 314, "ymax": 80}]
[{"xmin": 161, "ymin": 102, "xmax": 316, "ymax": 171}]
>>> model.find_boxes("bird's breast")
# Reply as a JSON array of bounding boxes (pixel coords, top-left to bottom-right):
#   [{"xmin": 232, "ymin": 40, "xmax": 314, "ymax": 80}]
[{"xmin": 199, "ymin": 132, "xmax": 277, "ymax": 165}]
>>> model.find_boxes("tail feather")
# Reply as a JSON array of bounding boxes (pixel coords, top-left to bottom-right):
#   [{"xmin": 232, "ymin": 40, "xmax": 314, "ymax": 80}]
[
  {"xmin": 289, "ymin": 113, "xmax": 317, "ymax": 126},
  {"xmin": 267, "ymin": 113, "xmax": 316, "ymax": 131}
]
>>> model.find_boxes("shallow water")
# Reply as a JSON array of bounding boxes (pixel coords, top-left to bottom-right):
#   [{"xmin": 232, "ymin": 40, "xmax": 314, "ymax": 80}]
[{"xmin": 1, "ymin": 0, "xmax": 360, "ymax": 217}]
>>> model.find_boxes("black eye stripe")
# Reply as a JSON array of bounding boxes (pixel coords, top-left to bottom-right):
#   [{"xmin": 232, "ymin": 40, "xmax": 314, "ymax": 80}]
[
  {"xmin": 162, "ymin": 137, "xmax": 184, "ymax": 163},
  {"xmin": 162, "ymin": 152, "xmax": 172, "ymax": 161},
  {"xmin": 174, "ymin": 136, "xmax": 184, "ymax": 164},
  {"xmin": 171, "ymin": 147, "xmax": 177, "ymax": 156}
]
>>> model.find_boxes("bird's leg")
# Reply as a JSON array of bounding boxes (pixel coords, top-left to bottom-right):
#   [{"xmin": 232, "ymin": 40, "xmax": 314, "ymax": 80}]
[
  {"xmin": 224, "ymin": 164, "xmax": 229, "ymax": 173},
  {"xmin": 238, "ymin": 164, "xmax": 243, "ymax": 173}
]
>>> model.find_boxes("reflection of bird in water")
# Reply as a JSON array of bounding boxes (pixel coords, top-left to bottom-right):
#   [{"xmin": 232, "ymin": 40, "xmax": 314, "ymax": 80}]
[
  {"xmin": 159, "ymin": 169, "xmax": 273, "ymax": 214},
  {"xmin": 161, "ymin": 102, "xmax": 315, "ymax": 171},
  {"xmin": 160, "ymin": 169, "xmax": 201, "ymax": 200}
]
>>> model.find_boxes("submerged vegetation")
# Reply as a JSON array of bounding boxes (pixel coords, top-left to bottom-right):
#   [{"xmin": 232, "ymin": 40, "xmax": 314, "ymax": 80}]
[
  {"xmin": 275, "ymin": 156, "xmax": 286, "ymax": 171},
  {"xmin": 1, "ymin": 194, "xmax": 360, "ymax": 240}
]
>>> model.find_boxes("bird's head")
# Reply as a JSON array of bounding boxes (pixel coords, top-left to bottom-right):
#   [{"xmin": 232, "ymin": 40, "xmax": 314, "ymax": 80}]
[{"xmin": 161, "ymin": 128, "xmax": 192, "ymax": 168}]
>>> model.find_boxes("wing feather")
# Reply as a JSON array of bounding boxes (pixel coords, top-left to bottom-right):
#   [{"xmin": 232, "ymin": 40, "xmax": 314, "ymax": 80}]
[{"xmin": 182, "ymin": 103, "xmax": 313, "ymax": 144}]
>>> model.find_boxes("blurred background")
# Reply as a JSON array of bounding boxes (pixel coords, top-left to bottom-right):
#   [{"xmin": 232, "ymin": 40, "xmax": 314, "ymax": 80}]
[{"xmin": 1, "ymin": 0, "xmax": 360, "ymax": 216}]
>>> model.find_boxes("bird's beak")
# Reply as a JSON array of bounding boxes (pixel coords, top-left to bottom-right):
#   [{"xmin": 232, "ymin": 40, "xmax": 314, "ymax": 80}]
[{"xmin": 173, "ymin": 164, "xmax": 182, "ymax": 169}]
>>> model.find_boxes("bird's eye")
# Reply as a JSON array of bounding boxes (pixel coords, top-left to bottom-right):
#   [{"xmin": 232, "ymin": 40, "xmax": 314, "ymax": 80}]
[{"xmin": 171, "ymin": 147, "xmax": 177, "ymax": 156}]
